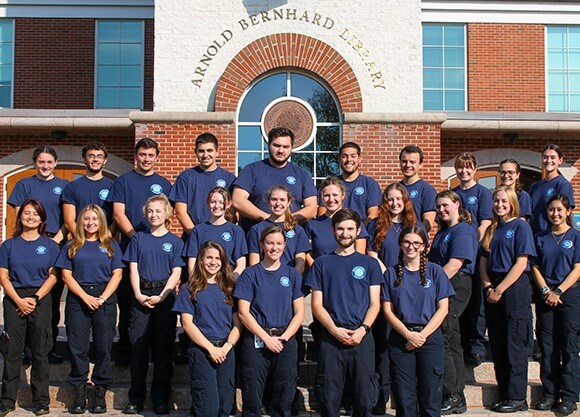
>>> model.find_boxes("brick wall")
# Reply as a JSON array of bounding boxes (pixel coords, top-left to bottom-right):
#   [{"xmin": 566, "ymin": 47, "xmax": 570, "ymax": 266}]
[
  {"xmin": 468, "ymin": 23, "xmax": 545, "ymax": 111},
  {"xmin": 13, "ymin": 18, "xmax": 154, "ymax": 110}
]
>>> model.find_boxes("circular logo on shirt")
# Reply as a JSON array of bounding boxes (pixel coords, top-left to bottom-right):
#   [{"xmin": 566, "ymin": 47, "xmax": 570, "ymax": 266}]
[
  {"xmin": 280, "ymin": 276, "xmax": 291, "ymax": 287},
  {"xmin": 286, "ymin": 176, "xmax": 297, "ymax": 185},
  {"xmin": 422, "ymin": 278, "xmax": 432, "ymax": 289},
  {"xmin": 443, "ymin": 233, "xmax": 451, "ymax": 243},
  {"xmin": 150, "ymin": 184, "xmax": 163, "ymax": 195},
  {"xmin": 221, "ymin": 232, "xmax": 232, "ymax": 242},
  {"xmin": 162, "ymin": 243, "xmax": 173, "ymax": 253},
  {"xmin": 504, "ymin": 229, "xmax": 515, "ymax": 239},
  {"xmin": 352, "ymin": 266, "xmax": 366, "ymax": 280},
  {"xmin": 562, "ymin": 240, "xmax": 573, "ymax": 249},
  {"xmin": 98, "ymin": 246, "xmax": 108, "ymax": 254},
  {"xmin": 354, "ymin": 186, "xmax": 365, "ymax": 196},
  {"xmin": 52, "ymin": 186, "xmax": 63, "ymax": 195},
  {"xmin": 215, "ymin": 179, "xmax": 226, "ymax": 187},
  {"xmin": 35, "ymin": 245, "xmax": 47, "ymax": 255},
  {"xmin": 546, "ymin": 187, "xmax": 555, "ymax": 196},
  {"xmin": 285, "ymin": 229, "xmax": 296, "ymax": 239},
  {"xmin": 467, "ymin": 196, "xmax": 478, "ymax": 205},
  {"xmin": 99, "ymin": 189, "xmax": 110, "ymax": 201},
  {"xmin": 409, "ymin": 190, "xmax": 418, "ymax": 199}
]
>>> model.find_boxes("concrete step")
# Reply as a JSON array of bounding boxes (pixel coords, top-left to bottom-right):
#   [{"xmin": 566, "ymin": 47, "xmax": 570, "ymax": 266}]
[{"xmin": 12, "ymin": 359, "xmax": 541, "ymax": 385}]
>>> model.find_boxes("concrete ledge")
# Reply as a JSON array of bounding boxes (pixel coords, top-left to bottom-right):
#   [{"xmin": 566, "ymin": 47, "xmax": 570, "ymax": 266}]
[
  {"xmin": 344, "ymin": 112, "xmax": 447, "ymax": 124},
  {"xmin": 441, "ymin": 119, "xmax": 580, "ymax": 132},
  {"xmin": 130, "ymin": 111, "xmax": 235, "ymax": 124},
  {"xmin": 0, "ymin": 110, "xmax": 133, "ymax": 131}
]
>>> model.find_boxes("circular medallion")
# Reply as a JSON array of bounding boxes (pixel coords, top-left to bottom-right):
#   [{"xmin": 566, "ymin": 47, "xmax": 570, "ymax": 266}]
[{"xmin": 263, "ymin": 98, "xmax": 316, "ymax": 150}]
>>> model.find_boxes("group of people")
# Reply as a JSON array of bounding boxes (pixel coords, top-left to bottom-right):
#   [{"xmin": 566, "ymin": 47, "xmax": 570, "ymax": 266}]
[{"xmin": 0, "ymin": 127, "xmax": 577, "ymax": 417}]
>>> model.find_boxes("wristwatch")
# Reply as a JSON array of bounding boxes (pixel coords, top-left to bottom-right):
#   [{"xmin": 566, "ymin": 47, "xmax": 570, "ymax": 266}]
[
  {"xmin": 553, "ymin": 287, "xmax": 564, "ymax": 296},
  {"xmin": 360, "ymin": 324, "xmax": 370, "ymax": 334},
  {"xmin": 540, "ymin": 286, "xmax": 550, "ymax": 296},
  {"xmin": 32, "ymin": 294, "xmax": 40, "ymax": 304}
]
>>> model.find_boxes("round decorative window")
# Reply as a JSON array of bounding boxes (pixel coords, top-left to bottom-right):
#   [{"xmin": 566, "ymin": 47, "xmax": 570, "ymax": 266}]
[{"xmin": 237, "ymin": 71, "xmax": 341, "ymax": 183}]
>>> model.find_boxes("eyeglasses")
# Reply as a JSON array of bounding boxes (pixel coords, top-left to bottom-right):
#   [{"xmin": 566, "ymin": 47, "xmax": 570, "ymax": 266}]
[
  {"xmin": 498, "ymin": 170, "xmax": 516, "ymax": 176},
  {"xmin": 401, "ymin": 240, "xmax": 424, "ymax": 249},
  {"xmin": 86, "ymin": 154, "xmax": 105, "ymax": 160}
]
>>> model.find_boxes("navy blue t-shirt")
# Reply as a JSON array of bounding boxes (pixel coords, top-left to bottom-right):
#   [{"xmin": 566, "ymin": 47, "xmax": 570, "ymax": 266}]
[
  {"xmin": 61, "ymin": 176, "xmax": 114, "ymax": 224},
  {"xmin": 233, "ymin": 159, "xmax": 317, "ymax": 231},
  {"xmin": 529, "ymin": 175, "xmax": 576, "ymax": 234},
  {"xmin": 247, "ymin": 219, "xmax": 311, "ymax": 267},
  {"xmin": 534, "ymin": 228, "xmax": 580, "ymax": 285},
  {"xmin": 429, "ymin": 222, "xmax": 478, "ymax": 275},
  {"xmin": 173, "ymin": 283, "xmax": 234, "ymax": 341},
  {"xmin": 401, "ymin": 179, "xmax": 437, "ymax": 221},
  {"xmin": 367, "ymin": 219, "xmax": 427, "ymax": 268},
  {"xmin": 304, "ymin": 215, "xmax": 369, "ymax": 259},
  {"xmin": 518, "ymin": 190, "xmax": 532, "ymax": 219},
  {"xmin": 183, "ymin": 221, "xmax": 247, "ymax": 266},
  {"xmin": 234, "ymin": 263, "xmax": 303, "ymax": 328},
  {"xmin": 56, "ymin": 240, "xmax": 124, "ymax": 285},
  {"xmin": 382, "ymin": 263, "xmax": 455, "ymax": 325},
  {"xmin": 168, "ymin": 166, "xmax": 236, "ymax": 225},
  {"xmin": 452, "ymin": 183, "xmax": 493, "ymax": 230},
  {"xmin": 108, "ymin": 170, "xmax": 172, "ymax": 239},
  {"xmin": 306, "ymin": 252, "xmax": 383, "ymax": 327},
  {"xmin": 123, "ymin": 231, "xmax": 185, "ymax": 282},
  {"xmin": 8, "ymin": 176, "xmax": 69, "ymax": 235},
  {"xmin": 339, "ymin": 174, "xmax": 382, "ymax": 222},
  {"xmin": 482, "ymin": 218, "xmax": 536, "ymax": 274},
  {"xmin": 0, "ymin": 236, "xmax": 59, "ymax": 288}
]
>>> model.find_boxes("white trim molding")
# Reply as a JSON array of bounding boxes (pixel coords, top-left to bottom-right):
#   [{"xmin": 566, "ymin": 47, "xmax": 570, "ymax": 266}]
[
  {"xmin": 422, "ymin": 1, "xmax": 580, "ymax": 24},
  {"xmin": 0, "ymin": 0, "xmax": 153, "ymax": 19}
]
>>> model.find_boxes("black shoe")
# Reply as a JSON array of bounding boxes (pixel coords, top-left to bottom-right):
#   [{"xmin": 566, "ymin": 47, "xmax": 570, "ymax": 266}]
[
  {"xmin": 371, "ymin": 404, "xmax": 387, "ymax": 415},
  {"xmin": 91, "ymin": 385, "xmax": 107, "ymax": 414},
  {"xmin": 153, "ymin": 404, "xmax": 169, "ymax": 415},
  {"xmin": 123, "ymin": 404, "xmax": 143, "ymax": 415},
  {"xmin": 22, "ymin": 350, "xmax": 31, "ymax": 365},
  {"xmin": 69, "ymin": 383, "xmax": 87, "ymax": 414},
  {"xmin": 339, "ymin": 406, "xmax": 352, "ymax": 415},
  {"xmin": 33, "ymin": 403, "xmax": 50, "ymax": 416},
  {"xmin": 48, "ymin": 352, "xmax": 63, "ymax": 364},
  {"xmin": 464, "ymin": 353, "xmax": 484, "ymax": 366},
  {"xmin": 532, "ymin": 396, "xmax": 554, "ymax": 410},
  {"xmin": 0, "ymin": 403, "xmax": 15, "ymax": 417},
  {"xmin": 174, "ymin": 352, "xmax": 188, "ymax": 365},
  {"xmin": 441, "ymin": 393, "xmax": 467, "ymax": 415},
  {"xmin": 493, "ymin": 399, "xmax": 528, "ymax": 413},
  {"xmin": 557, "ymin": 401, "xmax": 577, "ymax": 415}
]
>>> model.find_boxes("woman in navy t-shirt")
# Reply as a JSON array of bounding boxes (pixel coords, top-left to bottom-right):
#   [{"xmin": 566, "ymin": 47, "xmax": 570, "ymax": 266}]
[
  {"xmin": 429, "ymin": 190, "xmax": 478, "ymax": 414},
  {"xmin": 184, "ymin": 187, "xmax": 247, "ymax": 279},
  {"xmin": 0, "ymin": 200, "xmax": 59, "ymax": 416},
  {"xmin": 247, "ymin": 185, "xmax": 311, "ymax": 274},
  {"xmin": 56, "ymin": 204, "xmax": 123, "ymax": 414},
  {"xmin": 498, "ymin": 158, "xmax": 532, "ymax": 220},
  {"xmin": 480, "ymin": 186, "xmax": 536, "ymax": 413},
  {"xmin": 382, "ymin": 225, "xmax": 455, "ymax": 417},
  {"xmin": 174, "ymin": 241, "xmax": 242, "ymax": 417},
  {"xmin": 235, "ymin": 225, "xmax": 305, "ymax": 417},
  {"xmin": 123, "ymin": 194, "xmax": 184, "ymax": 415},
  {"xmin": 530, "ymin": 195, "xmax": 579, "ymax": 415}
]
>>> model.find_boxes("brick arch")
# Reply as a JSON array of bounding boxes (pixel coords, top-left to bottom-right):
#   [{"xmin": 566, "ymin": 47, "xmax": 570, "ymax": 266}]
[{"xmin": 215, "ymin": 33, "xmax": 363, "ymax": 112}]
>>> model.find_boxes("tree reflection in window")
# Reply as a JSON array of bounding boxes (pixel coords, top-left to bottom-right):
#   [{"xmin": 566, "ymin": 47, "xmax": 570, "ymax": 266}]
[{"xmin": 237, "ymin": 71, "xmax": 341, "ymax": 184}]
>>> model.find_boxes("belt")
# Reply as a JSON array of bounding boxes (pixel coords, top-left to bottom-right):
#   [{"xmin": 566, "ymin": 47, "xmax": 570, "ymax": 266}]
[
  {"xmin": 209, "ymin": 339, "xmax": 227, "ymax": 347},
  {"xmin": 140, "ymin": 279, "xmax": 167, "ymax": 290},
  {"xmin": 404, "ymin": 324, "xmax": 425, "ymax": 332},
  {"xmin": 263, "ymin": 327, "xmax": 287, "ymax": 337}
]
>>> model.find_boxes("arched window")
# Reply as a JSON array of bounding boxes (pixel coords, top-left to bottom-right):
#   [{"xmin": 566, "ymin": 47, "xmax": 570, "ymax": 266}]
[{"xmin": 237, "ymin": 71, "xmax": 341, "ymax": 183}]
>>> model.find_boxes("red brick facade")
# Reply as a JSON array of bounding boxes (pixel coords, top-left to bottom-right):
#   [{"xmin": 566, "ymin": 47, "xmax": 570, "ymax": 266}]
[
  {"xmin": 215, "ymin": 33, "xmax": 363, "ymax": 113},
  {"xmin": 13, "ymin": 18, "xmax": 154, "ymax": 110},
  {"xmin": 468, "ymin": 23, "xmax": 545, "ymax": 112}
]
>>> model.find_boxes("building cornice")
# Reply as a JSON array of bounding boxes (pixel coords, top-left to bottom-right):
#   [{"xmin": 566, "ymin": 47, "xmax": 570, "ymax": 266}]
[{"xmin": 0, "ymin": 0, "xmax": 153, "ymax": 19}]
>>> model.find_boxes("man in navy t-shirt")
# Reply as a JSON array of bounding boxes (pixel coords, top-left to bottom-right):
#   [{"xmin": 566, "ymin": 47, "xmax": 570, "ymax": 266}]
[
  {"xmin": 232, "ymin": 127, "xmax": 317, "ymax": 232},
  {"xmin": 399, "ymin": 145, "xmax": 437, "ymax": 232},
  {"xmin": 337, "ymin": 142, "xmax": 382, "ymax": 225},
  {"xmin": 306, "ymin": 209, "xmax": 382, "ymax": 417},
  {"xmin": 108, "ymin": 138, "xmax": 172, "ymax": 366},
  {"xmin": 169, "ymin": 133, "xmax": 236, "ymax": 236},
  {"xmin": 62, "ymin": 142, "xmax": 114, "ymax": 236}
]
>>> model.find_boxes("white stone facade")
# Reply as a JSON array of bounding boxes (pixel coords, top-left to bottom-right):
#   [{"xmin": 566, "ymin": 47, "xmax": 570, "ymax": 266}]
[{"xmin": 154, "ymin": 0, "xmax": 423, "ymax": 113}]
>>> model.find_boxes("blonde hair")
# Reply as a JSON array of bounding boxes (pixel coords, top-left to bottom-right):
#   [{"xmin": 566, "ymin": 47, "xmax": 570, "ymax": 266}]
[
  {"xmin": 68, "ymin": 205, "xmax": 114, "ymax": 258},
  {"xmin": 143, "ymin": 194, "xmax": 173, "ymax": 229},
  {"xmin": 481, "ymin": 186, "xmax": 520, "ymax": 252}
]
